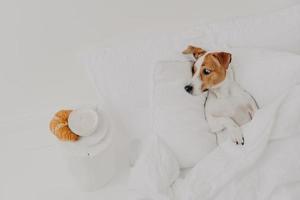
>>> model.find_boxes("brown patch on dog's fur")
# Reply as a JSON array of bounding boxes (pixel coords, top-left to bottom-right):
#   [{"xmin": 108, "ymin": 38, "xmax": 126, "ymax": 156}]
[
  {"xmin": 182, "ymin": 45, "xmax": 206, "ymax": 59},
  {"xmin": 200, "ymin": 52, "xmax": 232, "ymax": 91},
  {"xmin": 49, "ymin": 110, "xmax": 80, "ymax": 142}
]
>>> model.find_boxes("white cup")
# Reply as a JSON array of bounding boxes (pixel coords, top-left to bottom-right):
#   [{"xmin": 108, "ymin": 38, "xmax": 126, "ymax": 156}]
[{"xmin": 60, "ymin": 107, "xmax": 116, "ymax": 191}]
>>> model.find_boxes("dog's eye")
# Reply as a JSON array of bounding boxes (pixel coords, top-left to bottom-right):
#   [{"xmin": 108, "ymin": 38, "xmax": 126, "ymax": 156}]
[{"xmin": 203, "ymin": 68, "xmax": 211, "ymax": 75}]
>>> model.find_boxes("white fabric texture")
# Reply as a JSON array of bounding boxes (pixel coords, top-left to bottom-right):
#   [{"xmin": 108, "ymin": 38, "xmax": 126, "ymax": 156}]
[
  {"xmin": 152, "ymin": 49, "xmax": 300, "ymax": 168},
  {"xmin": 82, "ymin": 3, "xmax": 300, "ymax": 198},
  {"xmin": 85, "ymin": 4, "xmax": 300, "ymax": 142},
  {"xmin": 229, "ymin": 48, "xmax": 300, "ymax": 107},
  {"xmin": 129, "ymin": 84, "xmax": 300, "ymax": 200},
  {"xmin": 153, "ymin": 61, "xmax": 216, "ymax": 168},
  {"xmin": 85, "ymin": 30, "xmax": 197, "ymax": 141},
  {"xmin": 192, "ymin": 4, "xmax": 300, "ymax": 53}
]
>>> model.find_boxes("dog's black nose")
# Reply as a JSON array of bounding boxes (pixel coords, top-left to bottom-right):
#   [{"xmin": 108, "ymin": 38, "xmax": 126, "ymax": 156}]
[{"xmin": 184, "ymin": 85, "xmax": 193, "ymax": 93}]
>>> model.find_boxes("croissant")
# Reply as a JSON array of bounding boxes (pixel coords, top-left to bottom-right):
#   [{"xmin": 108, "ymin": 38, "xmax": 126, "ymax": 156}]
[{"xmin": 49, "ymin": 110, "xmax": 80, "ymax": 142}]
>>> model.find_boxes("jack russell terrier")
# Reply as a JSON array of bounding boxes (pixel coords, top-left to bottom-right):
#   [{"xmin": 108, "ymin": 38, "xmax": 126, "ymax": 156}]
[{"xmin": 183, "ymin": 45, "xmax": 259, "ymax": 145}]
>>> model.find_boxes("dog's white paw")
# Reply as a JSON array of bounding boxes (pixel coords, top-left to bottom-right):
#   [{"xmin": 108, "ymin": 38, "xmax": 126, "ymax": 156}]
[{"xmin": 231, "ymin": 128, "xmax": 244, "ymax": 145}]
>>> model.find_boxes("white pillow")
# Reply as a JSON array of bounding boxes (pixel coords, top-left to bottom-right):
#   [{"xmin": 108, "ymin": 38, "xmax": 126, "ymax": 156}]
[
  {"xmin": 230, "ymin": 48, "xmax": 300, "ymax": 106},
  {"xmin": 152, "ymin": 49, "xmax": 300, "ymax": 168},
  {"xmin": 193, "ymin": 4, "xmax": 300, "ymax": 53},
  {"xmin": 152, "ymin": 61, "xmax": 217, "ymax": 168},
  {"xmin": 85, "ymin": 30, "xmax": 200, "ymax": 141}
]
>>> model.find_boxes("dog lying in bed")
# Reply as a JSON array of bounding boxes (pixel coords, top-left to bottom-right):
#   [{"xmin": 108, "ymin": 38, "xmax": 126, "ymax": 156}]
[{"xmin": 183, "ymin": 45, "xmax": 259, "ymax": 145}]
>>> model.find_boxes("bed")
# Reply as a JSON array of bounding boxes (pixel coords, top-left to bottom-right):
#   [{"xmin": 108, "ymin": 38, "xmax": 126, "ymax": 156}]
[{"xmin": 85, "ymin": 4, "xmax": 300, "ymax": 200}]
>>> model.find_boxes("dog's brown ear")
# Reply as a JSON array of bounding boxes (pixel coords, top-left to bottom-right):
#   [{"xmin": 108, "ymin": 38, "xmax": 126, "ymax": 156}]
[
  {"xmin": 212, "ymin": 52, "xmax": 232, "ymax": 70},
  {"xmin": 182, "ymin": 45, "xmax": 206, "ymax": 59}
]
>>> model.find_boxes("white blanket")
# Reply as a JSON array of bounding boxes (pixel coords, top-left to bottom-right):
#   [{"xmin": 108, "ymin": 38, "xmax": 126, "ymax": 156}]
[{"xmin": 129, "ymin": 84, "xmax": 300, "ymax": 200}]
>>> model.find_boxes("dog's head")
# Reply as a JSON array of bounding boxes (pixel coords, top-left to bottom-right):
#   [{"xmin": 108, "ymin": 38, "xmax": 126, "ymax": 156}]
[{"xmin": 183, "ymin": 45, "xmax": 232, "ymax": 95}]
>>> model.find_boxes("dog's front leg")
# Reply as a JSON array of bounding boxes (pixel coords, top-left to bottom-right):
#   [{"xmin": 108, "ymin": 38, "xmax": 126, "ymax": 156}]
[
  {"xmin": 215, "ymin": 117, "xmax": 244, "ymax": 145},
  {"xmin": 207, "ymin": 115, "xmax": 225, "ymax": 133}
]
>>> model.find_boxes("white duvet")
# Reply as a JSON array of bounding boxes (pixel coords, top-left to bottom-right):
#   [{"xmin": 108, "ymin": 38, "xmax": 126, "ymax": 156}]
[{"xmin": 129, "ymin": 84, "xmax": 300, "ymax": 200}]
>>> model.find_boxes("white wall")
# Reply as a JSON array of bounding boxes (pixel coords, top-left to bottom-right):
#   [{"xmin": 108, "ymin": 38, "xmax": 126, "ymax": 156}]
[{"xmin": 0, "ymin": 0, "xmax": 298, "ymax": 122}]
